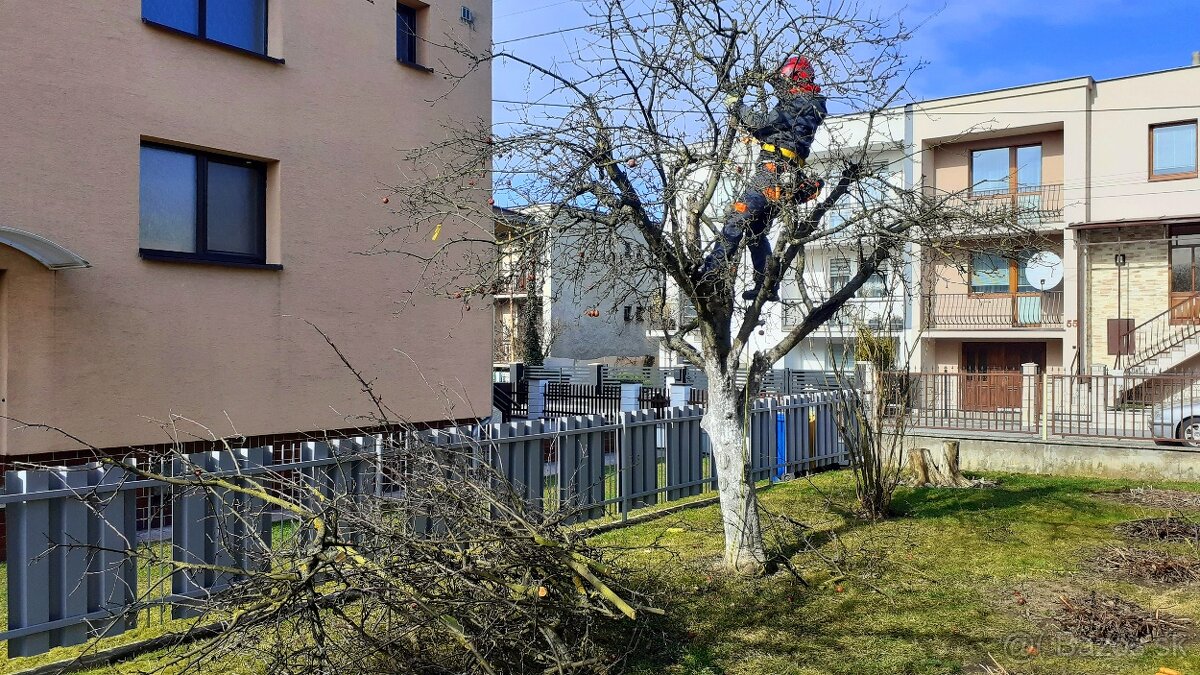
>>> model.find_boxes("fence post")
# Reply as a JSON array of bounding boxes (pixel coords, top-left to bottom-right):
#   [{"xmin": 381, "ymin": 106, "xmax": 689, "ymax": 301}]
[
  {"xmin": 670, "ymin": 382, "xmax": 692, "ymax": 408},
  {"xmin": 526, "ymin": 379, "xmax": 548, "ymax": 419},
  {"xmin": 620, "ymin": 382, "xmax": 643, "ymax": 412},
  {"xmin": 1020, "ymin": 362, "xmax": 1040, "ymax": 429},
  {"xmin": 6, "ymin": 470, "xmax": 51, "ymax": 656},
  {"xmin": 592, "ymin": 364, "xmax": 605, "ymax": 386},
  {"xmin": 618, "ymin": 412, "xmax": 631, "ymax": 520},
  {"xmin": 1041, "ymin": 373, "xmax": 1051, "ymax": 440},
  {"xmin": 855, "ymin": 360, "xmax": 877, "ymax": 417}
]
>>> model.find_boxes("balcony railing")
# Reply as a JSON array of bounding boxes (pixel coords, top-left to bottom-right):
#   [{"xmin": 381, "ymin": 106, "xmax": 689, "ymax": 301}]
[
  {"xmin": 947, "ymin": 184, "xmax": 1064, "ymax": 225},
  {"xmin": 781, "ymin": 301, "xmax": 904, "ymax": 331},
  {"xmin": 923, "ymin": 291, "xmax": 1064, "ymax": 329}
]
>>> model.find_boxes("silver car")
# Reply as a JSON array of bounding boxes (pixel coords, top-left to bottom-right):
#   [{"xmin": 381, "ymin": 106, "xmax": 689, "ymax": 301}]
[{"xmin": 1151, "ymin": 403, "xmax": 1200, "ymax": 445}]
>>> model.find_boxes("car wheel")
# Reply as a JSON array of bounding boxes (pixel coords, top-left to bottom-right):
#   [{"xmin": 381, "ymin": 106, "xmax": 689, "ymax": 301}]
[{"xmin": 1179, "ymin": 417, "xmax": 1200, "ymax": 447}]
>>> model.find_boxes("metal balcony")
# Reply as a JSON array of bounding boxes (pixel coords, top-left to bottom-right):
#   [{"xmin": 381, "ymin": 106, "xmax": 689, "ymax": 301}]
[{"xmin": 923, "ymin": 291, "xmax": 1064, "ymax": 329}]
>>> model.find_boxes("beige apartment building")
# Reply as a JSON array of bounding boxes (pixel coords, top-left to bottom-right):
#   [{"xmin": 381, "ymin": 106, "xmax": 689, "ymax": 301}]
[
  {"xmin": 909, "ymin": 62, "xmax": 1200, "ymax": 404},
  {"xmin": 0, "ymin": 2, "xmax": 493, "ymax": 458}
]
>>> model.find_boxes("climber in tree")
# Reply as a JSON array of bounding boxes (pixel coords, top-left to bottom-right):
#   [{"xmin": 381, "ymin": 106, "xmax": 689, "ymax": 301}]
[{"xmin": 699, "ymin": 55, "xmax": 828, "ymax": 301}]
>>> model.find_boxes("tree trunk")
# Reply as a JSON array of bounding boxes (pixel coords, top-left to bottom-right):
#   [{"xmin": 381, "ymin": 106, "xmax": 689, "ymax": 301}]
[
  {"xmin": 908, "ymin": 448, "xmax": 932, "ymax": 486},
  {"xmin": 700, "ymin": 367, "xmax": 766, "ymax": 574},
  {"xmin": 943, "ymin": 440, "xmax": 965, "ymax": 485}
]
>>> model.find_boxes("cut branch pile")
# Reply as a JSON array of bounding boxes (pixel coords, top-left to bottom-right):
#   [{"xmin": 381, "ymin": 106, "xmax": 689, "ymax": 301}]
[
  {"xmin": 1055, "ymin": 592, "xmax": 1192, "ymax": 648},
  {"xmin": 1115, "ymin": 517, "xmax": 1200, "ymax": 543},
  {"xmin": 94, "ymin": 440, "xmax": 663, "ymax": 674},
  {"xmin": 1101, "ymin": 488, "xmax": 1200, "ymax": 510},
  {"xmin": 1091, "ymin": 545, "xmax": 1200, "ymax": 584}
]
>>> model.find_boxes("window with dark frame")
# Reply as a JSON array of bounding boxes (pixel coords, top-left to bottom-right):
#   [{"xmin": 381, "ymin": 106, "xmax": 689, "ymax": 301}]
[
  {"xmin": 858, "ymin": 266, "xmax": 887, "ymax": 298},
  {"xmin": 139, "ymin": 143, "xmax": 268, "ymax": 266},
  {"xmin": 396, "ymin": 3, "xmax": 418, "ymax": 64},
  {"xmin": 829, "ymin": 258, "xmax": 852, "ymax": 292},
  {"xmin": 142, "ymin": 0, "xmax": 269, "ymax": 55},
  {"xmin": 635, "ymin": 306, "xmax": 645, "ymax": 322},
  {"xmin": 1151, "ymin": 121, "xmax": 1198, "ymax": 180}
]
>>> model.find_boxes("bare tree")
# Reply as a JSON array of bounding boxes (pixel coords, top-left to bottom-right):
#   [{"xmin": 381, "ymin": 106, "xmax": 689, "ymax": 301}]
[{"xmin": 381, "ymin": 0, "xmax": 1037, "ymax": 573}]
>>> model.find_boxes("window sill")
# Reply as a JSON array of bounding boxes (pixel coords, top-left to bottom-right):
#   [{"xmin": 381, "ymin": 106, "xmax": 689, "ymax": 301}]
[
  {"xmin": 1149, "ymin": 172, "xmax": 1199, "ymax": 182},
  {"xmin": 142, "ymin": 19, "xmax": 285, "ymax": 65},
  {"xmin": 140, "ymin": 249, "xmax": 283, "ymax": 270},
  {"xmin": 397, "ymin": 59, "xmax": 434, "ymax": 73}
]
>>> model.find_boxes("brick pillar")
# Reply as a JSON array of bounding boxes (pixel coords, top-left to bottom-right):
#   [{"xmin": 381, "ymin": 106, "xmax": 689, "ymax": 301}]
[{"xmin": 1020, "ymin": 362, "xmax": 1040, "ymax": 427}]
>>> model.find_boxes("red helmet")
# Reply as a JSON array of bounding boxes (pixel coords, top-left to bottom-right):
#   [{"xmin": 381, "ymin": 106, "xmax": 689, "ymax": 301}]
[{"xmin": 779, "ymin": 56, "xmax": 815, "ymax": 83}]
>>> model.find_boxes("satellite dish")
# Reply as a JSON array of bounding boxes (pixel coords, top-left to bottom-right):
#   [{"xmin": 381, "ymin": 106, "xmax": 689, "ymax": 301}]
[{"xmin": 1023, "ymin": 251, "xmax": 1063, "ymax": 290}]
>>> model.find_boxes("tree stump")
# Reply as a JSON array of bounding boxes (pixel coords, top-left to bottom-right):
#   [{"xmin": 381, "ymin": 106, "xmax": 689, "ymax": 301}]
[{"xmin": 907, "ymin": 440, "xmax": 973, "ymax": 487}]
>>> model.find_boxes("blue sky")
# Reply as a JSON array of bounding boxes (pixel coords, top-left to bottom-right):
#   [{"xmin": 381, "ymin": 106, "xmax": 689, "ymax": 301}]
[{"xmin": 492, "ymin": 0, "xmax": 1200, "ymax": 115}]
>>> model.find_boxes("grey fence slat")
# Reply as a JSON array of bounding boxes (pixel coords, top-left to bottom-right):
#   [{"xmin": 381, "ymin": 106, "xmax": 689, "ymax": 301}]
[
  {"xmin": 490, "ymin": 419, "xmax": 544, "ymax": 514},
  {"xmin": 91, "ymin": 462, "xmax": 138, "ymax": 639},
  {"xmin": 665, "ymin": 406, "xmax": 701, "ymax": 500},
  {"xmin": 796, "ymin": 393, "xmax": 816, "ymax": 468},
  {"xmin": 49, "ymin": 469, "xmax": 89, "ymax": 649},
  {"xmin": 301, "ymin": 442, "xmax": 332, "ymax": 543},
  {"xmin": 558, "ymin": 415, "xmax": 605, "ymax": 523},
  {"xmin": 330, "ymin": 440, "xmax": 368, "ymax": 545},
  {"xmin": 7, "ymin": 471, "xmax": 52, "ymax": 656},
  {"xmin": 618, "ymin": 411, "xmax": 657, "ymax": 511}
]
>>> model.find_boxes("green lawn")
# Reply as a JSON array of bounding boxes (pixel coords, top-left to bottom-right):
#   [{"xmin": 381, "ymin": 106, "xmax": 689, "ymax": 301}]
[
  {"xmin": 599, "ymin": 471, "xmax": 1200, "ymax": 675},
  {"xmin": 14, "ymin": 472, "xmax": 1200, "ymax": 674}
]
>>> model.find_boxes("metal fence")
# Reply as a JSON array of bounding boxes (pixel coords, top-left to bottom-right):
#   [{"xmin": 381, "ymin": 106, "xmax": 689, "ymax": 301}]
[
  {"xmin": 1046, "ymin": 372, "xmax": 1200, "ymax": 442},
  {"xmin": 884, "ymin": 370, "xmax": 1041, "ymax": 434},
  {"xmin": 2, "ymin": 394, "xmax": 849, "ymax": 658},
  {"xmin": 883, "ymin": 368, "xmax": 1200, "ymax": 444},
  {"xmin": 544, "ymin": 381, "xmax": 667, "ymax": 417}
]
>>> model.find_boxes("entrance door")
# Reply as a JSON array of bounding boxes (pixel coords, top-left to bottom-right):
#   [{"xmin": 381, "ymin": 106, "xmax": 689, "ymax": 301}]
[{"xmin": 961, "ymin": 342, "xmax": 1046, "ymax": 411}]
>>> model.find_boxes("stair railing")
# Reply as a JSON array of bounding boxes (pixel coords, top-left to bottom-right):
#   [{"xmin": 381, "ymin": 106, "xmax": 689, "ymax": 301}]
[{"xmin": 1118, "ymin": 295, "xmax": 1200, "ymax": 371}]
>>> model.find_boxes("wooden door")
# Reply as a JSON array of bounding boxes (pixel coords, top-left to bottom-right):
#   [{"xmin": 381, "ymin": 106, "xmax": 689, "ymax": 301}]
[{"xmin": 961, "ymin": 342, "xmax": 1045, "ymax": 411}]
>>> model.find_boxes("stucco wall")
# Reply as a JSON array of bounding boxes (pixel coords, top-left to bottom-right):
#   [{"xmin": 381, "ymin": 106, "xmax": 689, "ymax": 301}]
[
  {"xmin": 1089, "ymin": 68, "xmax": 1200, "ymax": 223},
  {"xmin": 0, "ymin": 2, "xmax": 493, "ymax": 454},
  {"xmin": 930, "ymin": 130, "xmax": 1065, "ymax": 196}
]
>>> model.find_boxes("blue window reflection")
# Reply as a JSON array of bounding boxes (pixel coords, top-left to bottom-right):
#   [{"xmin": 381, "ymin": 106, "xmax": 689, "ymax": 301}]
[
  {"xmin": 143, "ymin": 0, "xmax": 267, "ymax": 55},
  {"xmin": 207, "ymin": 0, "xmax": 267, "ymax": 54},
  {"xmin": 143, "ymin": 0, "xmax": 200, "ymax": 34}
]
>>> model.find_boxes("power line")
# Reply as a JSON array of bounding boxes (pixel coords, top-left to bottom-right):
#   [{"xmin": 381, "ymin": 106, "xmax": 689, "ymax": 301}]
[
  {"xmin": 492, "ymin": 9, "xmax": 668, "ymax": 45},
  {"xmin": 495, "ymin": 0, "xmax": 579, "ymax": 19},
  {"xmin": 495, "ymin": 97, "xmax": 1200, "ymax": 116}
]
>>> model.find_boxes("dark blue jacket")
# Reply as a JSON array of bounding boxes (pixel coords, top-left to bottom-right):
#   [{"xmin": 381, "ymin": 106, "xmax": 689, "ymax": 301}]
[{"xmin": 734, "ymin": 90, "xmax": 827, "ymax": 162}]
